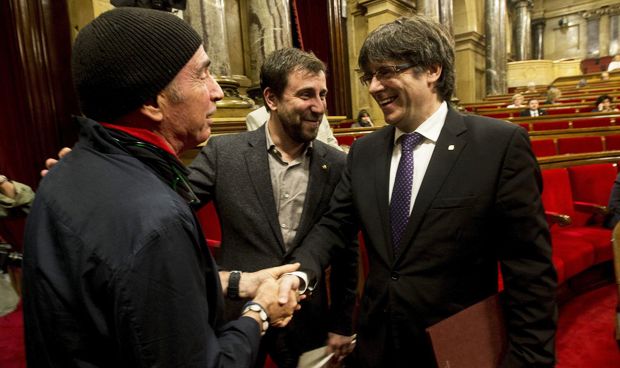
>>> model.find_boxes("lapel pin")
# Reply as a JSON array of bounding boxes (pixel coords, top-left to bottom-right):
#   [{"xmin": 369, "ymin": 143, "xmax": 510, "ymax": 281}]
[
  {"xmin": 322, "ymin": 164, "xmax": 328, "ymax": 170},
  {"xmin": 448, "ymin": 145, "xmax": 455, "ymax": 151}
]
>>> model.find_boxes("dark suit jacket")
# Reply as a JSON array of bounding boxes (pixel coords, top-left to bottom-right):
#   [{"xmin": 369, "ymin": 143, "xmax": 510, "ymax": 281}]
[
  {"xmin": 292, "ymin": 108, "xmax": 557, "ymax": 367},
  {"xmin": 519, "ymin": 108, "xmax": 546, "ymax": 117},
  {"xmin": 187, "ymin": 125, "xmax": 358, "ymax": 363}
]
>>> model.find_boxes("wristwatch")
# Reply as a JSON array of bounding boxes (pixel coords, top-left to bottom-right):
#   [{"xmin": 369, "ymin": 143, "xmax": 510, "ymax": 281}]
[
  {"xmin": 242, "ymin": 301, "xmax": 269, "ymax": 335},
  {"xmin": 0, "ymin": 175, "xmax": 8, "ymax": 185},
  {"xmin": 227, "ymin": 270, "xmax": 242, "ymax": 299}
]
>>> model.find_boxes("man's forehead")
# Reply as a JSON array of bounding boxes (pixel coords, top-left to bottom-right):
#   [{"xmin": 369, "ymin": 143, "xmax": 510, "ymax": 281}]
[{"xmin": 286, "ymin": 69, "xmax": 326, "ymax": 87}]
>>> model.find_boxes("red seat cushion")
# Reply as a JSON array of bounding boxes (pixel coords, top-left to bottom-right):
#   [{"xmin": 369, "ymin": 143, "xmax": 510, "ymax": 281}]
[
  {"xmin": 551, "ymin": 256, "xmax": 567, "ymax": 285},
  {"xmin": 550, "ymin": 233, "xmax": 595, "ymax": 279},
  {"xmin": 552, "ymin": 227, "xmax": 612, "ymax": 264}
]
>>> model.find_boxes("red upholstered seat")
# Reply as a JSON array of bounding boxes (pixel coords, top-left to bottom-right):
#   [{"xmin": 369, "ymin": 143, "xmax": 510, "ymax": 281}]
[
  {"xmin": 550, "ymin": 233, "xmax": 595, "ymax": 279},
  {"xmin": 557, "ymin": 136, "xmax": 603, "ymax": 154},
  {"xmin": 568, "ymin": 163, "xmax": 617, "ymax": 206},
  {"xmin": 531, "ymin": 139, "xmax": 557, "ymax": 157},
  {"xmin": 531, "ymin": 121, "xmax": 570, "ymax": 131},
  {"xmin": 546, "ymin": 106, "xmax": 582, "ymax": 115},
  {"xmin": 541, "ymin": 168, "xmax": 613, "ymax": 267},
  {"xmin": 553, "ymin": 227, "xmax": 612, "ymax": 264},
  {"xmin": 336, "ymin": 135, "xmax": 356, "ymax": 146},
  {"xmin": 483, "ymin": 111, "xmax": 513, "ymax": 119},
  {"xmin": 572, "ymin": 117, "xmax": 612, "ymax": 129},
  {"xmin": 605, "ymin": 135, "xmax": 620, "ymax": 150},
  {"xmin": 196, "ymin": 202, "xmax": 222, "ymax": 257},
  {"xmin": 551, "ymin": 255, "xmax": 567, "ymax": 285}
]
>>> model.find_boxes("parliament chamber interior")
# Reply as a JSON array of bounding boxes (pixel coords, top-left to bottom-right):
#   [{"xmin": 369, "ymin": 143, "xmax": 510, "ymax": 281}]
[{"xmin": 2, "ymin": 0, "xmax": 620, "ymax": 367}]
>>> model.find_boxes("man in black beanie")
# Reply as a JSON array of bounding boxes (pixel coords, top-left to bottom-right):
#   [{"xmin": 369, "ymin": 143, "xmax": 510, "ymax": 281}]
[{"xmin": 22, "ymin": 7, "xmax": 299, "ymax": 367}]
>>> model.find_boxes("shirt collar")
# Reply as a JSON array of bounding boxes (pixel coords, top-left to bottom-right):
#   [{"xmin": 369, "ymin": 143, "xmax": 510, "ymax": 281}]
[
  {"xmin": 393, "ymin": 101, "xmax": 447, "ymax": 145},
  {"xmin": 101, "ymin": 122, "xmax": 177, "ymax": 157},
  {"xmin": 265, "ymin": 121, "xmax": 313, "ymax": 159}
]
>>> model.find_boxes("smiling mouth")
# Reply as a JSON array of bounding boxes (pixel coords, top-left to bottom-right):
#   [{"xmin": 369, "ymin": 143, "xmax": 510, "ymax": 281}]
[{"xmin": 377, "ymin": 96, "xmax": 397, "ymax": 106}]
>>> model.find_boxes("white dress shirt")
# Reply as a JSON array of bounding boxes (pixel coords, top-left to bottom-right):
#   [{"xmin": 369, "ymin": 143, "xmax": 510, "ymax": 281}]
[{"xmin": 389, "ymin": 101, "xmax": 447, "ymax": 215}]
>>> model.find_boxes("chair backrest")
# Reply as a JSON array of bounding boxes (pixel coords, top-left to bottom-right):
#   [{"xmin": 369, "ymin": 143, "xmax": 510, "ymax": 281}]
[
  {"xmin": 541, "ymin": 168, "xmax": 577, "ymax": 223},
  {"xmin": 572, "ymin": 117, "xmax": 613, "ymax": 129},
  {"xmin": 531, "ymin": 139, "xmax": 557, "ymax": 157},
  {"xmin": 605, "ymin": 135, "xmax": 620, "ymax": 150},
  {"xmin": 195, "ymin": 201, "xmax": 221, "ymax": 243},
  {"xmin": 335, "ymin": 135, "xmax": 356, "ymax": 146},
  {"xmin": 557, "ymin": 136, "xmax": 604, "ymax": 154},
  {"xmin": 568, "ymin": 163, "xmax": 617, "ymax": 206},
  {"xmin": 531, "ymin": 121, "xmax": 570, "ymax": 131}
]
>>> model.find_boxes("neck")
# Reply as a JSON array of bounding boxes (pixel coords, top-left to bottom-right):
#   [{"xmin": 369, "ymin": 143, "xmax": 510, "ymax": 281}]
[
  {"xmin": 112, "ymin": 111, "xmax": 180, "ymax": 156},
  {"xmin": 267, "ymin": 116, "xmax": 305, "ymax": 161}
]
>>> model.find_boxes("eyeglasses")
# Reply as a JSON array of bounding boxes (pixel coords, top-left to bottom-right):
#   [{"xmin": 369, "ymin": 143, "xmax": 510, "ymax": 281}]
[{"xmin": 358, "ymin": 63, "xmax": 416, "ymax": 86}]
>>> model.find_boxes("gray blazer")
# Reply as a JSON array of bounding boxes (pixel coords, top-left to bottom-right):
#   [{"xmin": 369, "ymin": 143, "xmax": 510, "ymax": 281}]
[{"xmin": 188, "ymin": 125, "xmax": 358, "ymax": 353}]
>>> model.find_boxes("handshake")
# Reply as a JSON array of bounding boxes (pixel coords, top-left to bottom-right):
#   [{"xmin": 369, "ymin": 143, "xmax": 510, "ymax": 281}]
[{"xmin": 221, "ymin": 263, "xmax": 304, "ymax": 334}]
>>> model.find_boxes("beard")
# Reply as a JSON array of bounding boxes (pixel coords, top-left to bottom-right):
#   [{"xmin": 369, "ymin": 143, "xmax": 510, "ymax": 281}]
[{"xmin": 277, "ymin": 109, "xmax": 321, "ymax": 144}]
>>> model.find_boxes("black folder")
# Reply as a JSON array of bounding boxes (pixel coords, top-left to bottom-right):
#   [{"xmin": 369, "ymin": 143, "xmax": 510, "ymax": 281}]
[{"xmin": 425, "ymin": 294, "xmax": 507, "ymax": 368}]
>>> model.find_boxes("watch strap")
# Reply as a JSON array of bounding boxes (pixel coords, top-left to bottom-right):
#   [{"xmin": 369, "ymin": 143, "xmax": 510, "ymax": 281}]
[
  {"xmin": 242, "ymin": 301, "xmax": 269, "ymax": 335},
  {"xmin": 227, "ymin": 270, "xmax": 241, "ymax": 299}
]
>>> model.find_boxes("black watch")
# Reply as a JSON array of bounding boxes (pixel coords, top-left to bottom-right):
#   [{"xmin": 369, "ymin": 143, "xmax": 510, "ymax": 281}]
[{"xmin": 227, "ymin": 270, "xmax": 242, "ymax": 299}]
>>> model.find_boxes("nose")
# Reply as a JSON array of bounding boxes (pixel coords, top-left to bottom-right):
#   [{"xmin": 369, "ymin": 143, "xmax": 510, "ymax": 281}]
[
  {"xmin": 310, "ymin": 96, "xmax": 326, "ymax": 115},
  {"xmin": 209, "ymin": 76, "xmax": 224, "ymax": 102},
  {"xmin": 368, "ymin": 76, "xmax": 384, "ymax": 94}
]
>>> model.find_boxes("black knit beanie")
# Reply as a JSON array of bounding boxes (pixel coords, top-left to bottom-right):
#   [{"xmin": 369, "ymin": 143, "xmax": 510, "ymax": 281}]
[{"xmin": 72, "ymin": 7, "xmax": 202, "ymax": 122}]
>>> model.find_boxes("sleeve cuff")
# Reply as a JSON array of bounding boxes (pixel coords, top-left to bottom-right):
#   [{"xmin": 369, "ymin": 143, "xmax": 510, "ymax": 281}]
[{"xmin": 284, "ymin": 271, "xmax": 314, "ymax": 294}]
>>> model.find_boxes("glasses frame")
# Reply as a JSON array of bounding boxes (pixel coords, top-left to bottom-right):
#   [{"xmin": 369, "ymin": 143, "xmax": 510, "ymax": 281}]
[{"xmin": 358, "ymin": 63, "xmax": 416, "ymax": 86}]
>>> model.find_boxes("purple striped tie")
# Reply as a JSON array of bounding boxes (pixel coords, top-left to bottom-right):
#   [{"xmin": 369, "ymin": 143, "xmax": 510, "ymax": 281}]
[{"xmin": 390, "ymin": 132, "xmax": 424, "ymax": 252}]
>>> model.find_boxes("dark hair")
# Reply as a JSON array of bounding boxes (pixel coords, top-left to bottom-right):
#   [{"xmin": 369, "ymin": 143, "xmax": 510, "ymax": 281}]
[
  {"xmin": 595, "ymin": 94, "xmax": 612, "ymax": 106},
  {"xmin": 260, "ymin": 48, "xmax": 326, "ymax": 108},
  {"xmin": 357, "ymin": 109, "xmax": 370, "ymax": 121},
  {"xmin": 358, "ymin": 15, "xmax": 455, "ymax": 102}
]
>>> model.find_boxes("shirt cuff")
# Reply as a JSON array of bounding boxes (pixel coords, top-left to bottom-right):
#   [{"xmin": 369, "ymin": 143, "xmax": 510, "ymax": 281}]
[{"xmin": 284, "ymin": 271, "xmax": 309, "ymax": 294}]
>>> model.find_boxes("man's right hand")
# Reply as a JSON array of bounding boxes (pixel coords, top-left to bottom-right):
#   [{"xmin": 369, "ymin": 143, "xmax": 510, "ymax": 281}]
[
  {"xmin": 251, "ymin": 277, "xmax": 299, "ymax": 328},
  {"xmin": 238, "ymin": 263, "xmax": 300, "ymax": 299},
  {"xmin": 41, "ymin": 147, "xmax": 72, "ymax": 177}
]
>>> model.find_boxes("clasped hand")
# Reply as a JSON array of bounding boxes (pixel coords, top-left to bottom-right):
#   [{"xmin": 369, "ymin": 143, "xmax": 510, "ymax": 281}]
[{"xmin": 243, "ymin": 263, "xmax": 304, "ymax": 328}]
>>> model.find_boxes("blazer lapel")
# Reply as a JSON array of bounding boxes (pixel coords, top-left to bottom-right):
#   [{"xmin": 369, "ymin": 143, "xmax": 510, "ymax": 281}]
[
  {"xmin": 289, "ymin": 143, "xmax": 330, "ymax": 252},
  {"xmin": 395, "ymin": 109, "xmax": 468, "ymax": 264},
  {"xmin": 375, "ymin": 126, "xmax": 397, "ymax": 263},
  {"xmin": 244, "ymin": 126, "xmax": 286, "ymax": 250}
]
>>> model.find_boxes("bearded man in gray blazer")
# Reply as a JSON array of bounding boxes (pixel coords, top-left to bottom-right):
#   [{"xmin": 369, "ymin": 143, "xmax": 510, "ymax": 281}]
[{"xmin": 188, "ymin": 48, "xmax": 358, "ymax": 368}]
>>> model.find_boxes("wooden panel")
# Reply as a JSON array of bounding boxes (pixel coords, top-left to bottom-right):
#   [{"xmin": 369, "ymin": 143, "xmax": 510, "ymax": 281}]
[{"xmin": 0, "ymin": 0, "xmax": 78, "ymax": 188}]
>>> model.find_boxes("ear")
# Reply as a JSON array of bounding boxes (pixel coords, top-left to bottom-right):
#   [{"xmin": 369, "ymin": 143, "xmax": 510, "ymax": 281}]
[
  {"xmin": 263, "ymin": 87, "xmax": 279, "ymax": 111},
  {"xmin": 427, "ymin": 65, "xmax": 442, "ymax": 83},
  {"xmin": 140, "ymin": 95, "xmax": 164, "ymax": 122}
]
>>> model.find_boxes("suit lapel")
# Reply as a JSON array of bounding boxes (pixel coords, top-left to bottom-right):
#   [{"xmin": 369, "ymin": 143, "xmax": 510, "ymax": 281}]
[
  {"xmin": 395, "ymin": 109, "xmax": 468, "ymax": 264},
  {"xmin": 244, "ymin": 126, "xmax": 286, "ymax": 250},
  {"xmin": 375, "ymin": 126, "xmax": 397, "ymax": 262},
  {"xmin": 289, "ymin": 143, "xmax": 330, "ymax": 252}
]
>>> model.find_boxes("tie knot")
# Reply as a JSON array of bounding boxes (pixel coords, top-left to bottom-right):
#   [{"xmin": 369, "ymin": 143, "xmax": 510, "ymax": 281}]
[{"xmin": 400, "ymin": 132, "xmax": 424, "ymax": 152}]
